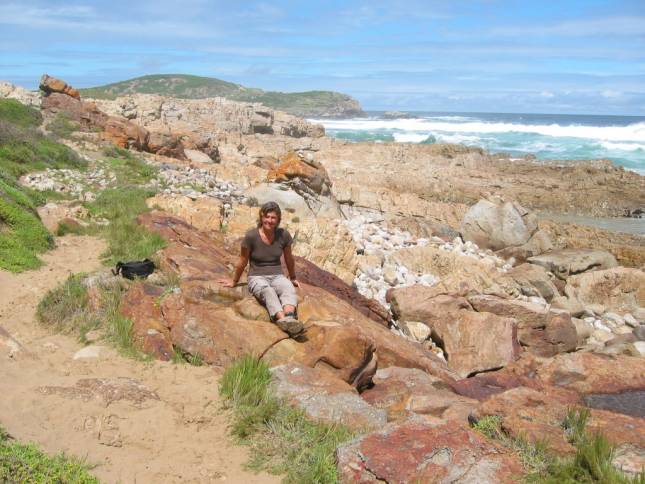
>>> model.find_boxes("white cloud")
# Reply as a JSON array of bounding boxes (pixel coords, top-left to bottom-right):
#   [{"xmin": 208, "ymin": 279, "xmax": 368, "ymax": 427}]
[
  {"xmin": 490, "ymin": 16, "xmax": 645, "ymax": 38},
  {"xmin": 601, "ymin": 90, "xmax": 622, "ymax": 98}
]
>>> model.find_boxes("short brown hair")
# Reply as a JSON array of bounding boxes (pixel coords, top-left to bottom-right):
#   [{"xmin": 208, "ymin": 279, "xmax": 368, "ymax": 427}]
[{"xmin": 257, "ymin": 201, "xmax": 282, "ymax": 227}]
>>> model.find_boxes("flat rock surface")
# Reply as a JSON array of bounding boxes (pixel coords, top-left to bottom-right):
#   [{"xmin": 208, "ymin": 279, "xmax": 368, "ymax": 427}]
[{"xmin": 336, "ymin": 417, "xmax": 523, "ymax": 484}]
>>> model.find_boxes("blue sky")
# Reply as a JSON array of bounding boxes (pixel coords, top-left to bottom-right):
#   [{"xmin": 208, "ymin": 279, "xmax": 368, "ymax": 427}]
[{"xmin": 1, "ymin": 0, "xmax": 644, "ymax": 114}]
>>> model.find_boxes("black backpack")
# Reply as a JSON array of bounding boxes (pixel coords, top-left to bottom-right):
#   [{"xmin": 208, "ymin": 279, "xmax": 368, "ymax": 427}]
[{"xmin": 112, "ymin": 259, "xmax": 155, "ymax": 280}]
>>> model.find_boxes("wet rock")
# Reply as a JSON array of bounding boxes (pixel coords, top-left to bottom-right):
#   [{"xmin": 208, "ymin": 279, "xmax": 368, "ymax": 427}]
[
  {"xmin": 271, "ymin": 364, "xmax": 386, "ymax": 431},
  {"xmin": 336, "ymin": 417, "xmax": 523, "ymax": 484},
  {"xmin": 528, "ymin": 248, "xmax": 618, "ymax": 280}
]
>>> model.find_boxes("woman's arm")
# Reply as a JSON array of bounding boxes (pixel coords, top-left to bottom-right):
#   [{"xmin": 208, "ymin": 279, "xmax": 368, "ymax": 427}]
[
  {"xmin": 219, "ymin": 246, "xmax": 250, "ymax": 287},
  {"xmin": 283, "ymin": 245, "xmax": 299, "ymax": 286}
]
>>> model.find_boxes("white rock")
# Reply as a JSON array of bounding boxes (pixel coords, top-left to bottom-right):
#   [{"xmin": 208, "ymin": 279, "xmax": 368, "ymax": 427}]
[
  {"xmin": 604, "ymin": 312, "xmax": 625, "ymax": 326},
  {"xmin": 632, "ymin": 341, "xmax": 645, "ymax": 357},
  {"xmin": 73, "ymin": 345, "xmax": 105, "ymax": 360},
  {"xmin": 623, "ymin": 313, "xmax": 638, "ymax": 328}
]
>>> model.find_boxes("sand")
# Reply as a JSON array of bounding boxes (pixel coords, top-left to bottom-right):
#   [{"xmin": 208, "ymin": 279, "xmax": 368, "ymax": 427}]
[{"xmin": 0, "ymin": 235, "xmax": 280, "ymax": 483}]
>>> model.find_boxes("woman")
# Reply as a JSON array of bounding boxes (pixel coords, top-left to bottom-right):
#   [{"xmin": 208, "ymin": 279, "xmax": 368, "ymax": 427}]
[{"xmin": 219, "ymin": 201, "xmax": 303, "ymax": 337}]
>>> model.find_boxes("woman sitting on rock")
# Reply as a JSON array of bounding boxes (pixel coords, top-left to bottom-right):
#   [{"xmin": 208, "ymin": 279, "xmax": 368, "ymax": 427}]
[{"xmin": 220, "ymin": 201, "xmax": 303, "ymax": 337}]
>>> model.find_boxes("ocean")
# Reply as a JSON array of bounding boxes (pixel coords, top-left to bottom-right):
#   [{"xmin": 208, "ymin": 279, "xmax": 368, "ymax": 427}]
[{"xmin": 311, "ymin": 111, "xmax": 645, "ymax": 175}]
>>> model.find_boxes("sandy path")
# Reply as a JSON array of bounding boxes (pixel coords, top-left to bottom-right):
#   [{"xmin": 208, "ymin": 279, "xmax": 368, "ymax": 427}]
[{"xmin": 0, "ymin": 235, "xmax": 280, "ymax": 484}]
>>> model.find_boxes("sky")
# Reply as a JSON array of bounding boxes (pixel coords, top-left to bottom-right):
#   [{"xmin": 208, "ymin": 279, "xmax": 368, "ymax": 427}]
[{"xmin": 1, "ymin": 0, "xmax": 644, "ymax": 115}]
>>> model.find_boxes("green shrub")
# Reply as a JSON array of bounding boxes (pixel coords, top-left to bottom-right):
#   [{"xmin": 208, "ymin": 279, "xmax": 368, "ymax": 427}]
[
  {"xmin": 0, "ymin": 98, "xmax": 41, "ymax": 128},
  {"xmin": 85, "ymin": 188, "xmax": 166, "ymax": 265},
  {"xmin": 0, "ymin": 425, "xmax": 99, "ymax": 483},
  {"xmin": 47, "ymin": 112, "xmax": 80, "ymax": 139},
  {"xmin": 37, "ymin": 273, "xmax": 143, "ymax": 358},
  {"xmin": 219, "ymin": 356, "xmax": 354, "ymax": 483},
  {"xmin": 472, "ymin": 409, "xmax": 645, "ymax": 484}
]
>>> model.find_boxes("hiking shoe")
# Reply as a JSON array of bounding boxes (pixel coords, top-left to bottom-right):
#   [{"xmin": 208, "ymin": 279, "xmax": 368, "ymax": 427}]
[{"xmin": 276, "ymin": 316, "xmax": 304, "ymax": 337}]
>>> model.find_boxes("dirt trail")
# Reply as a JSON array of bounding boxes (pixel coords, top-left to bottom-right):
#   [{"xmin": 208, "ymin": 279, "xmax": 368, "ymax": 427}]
[{"xmin": 0, "ymin": 235, "xmax": 280, "ymax": 484}]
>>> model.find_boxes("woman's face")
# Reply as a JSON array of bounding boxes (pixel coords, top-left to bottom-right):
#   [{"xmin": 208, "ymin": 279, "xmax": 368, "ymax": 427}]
[{"xmin": 261, "ymin": 210, "xmax": 279, "ymax": 231}]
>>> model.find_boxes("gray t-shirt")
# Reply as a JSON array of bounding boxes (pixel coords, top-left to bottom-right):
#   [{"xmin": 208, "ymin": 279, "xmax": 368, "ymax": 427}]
[{"xmin": 242, "ymin": 227, "xmax": 293, "ymax": 276}]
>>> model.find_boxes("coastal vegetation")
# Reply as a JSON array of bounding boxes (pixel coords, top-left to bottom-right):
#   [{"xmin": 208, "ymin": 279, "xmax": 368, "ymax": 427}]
[
  {"xmin": 472, "ymin": 409, "xmax": 645, "ymax": 484},
  {"xmin": 0, "ymin": 98, "xmax": 85, "ymax": 271},
  {"xmin": 79, "ymin": 74, "xmax": 364, "ymax": 117},
  {"xmin": 0, "ymin": 426, "xmax": 98, "ymax": 483},
  {"xmin": 219, "ymin": 356, "xmax": 354, "ymax": 483}
]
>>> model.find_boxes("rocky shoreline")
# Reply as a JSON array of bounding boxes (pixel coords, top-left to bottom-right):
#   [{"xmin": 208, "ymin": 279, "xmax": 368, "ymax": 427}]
[{"xmin": 2, "ymin": 75, "xmax": 645, "ymax": 481}]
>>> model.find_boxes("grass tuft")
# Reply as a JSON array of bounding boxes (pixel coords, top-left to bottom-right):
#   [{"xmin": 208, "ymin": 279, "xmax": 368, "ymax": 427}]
[
  {"xmin": 84, "ymin": 187, "xmax": 166, "ymax": 266},
  {"xmin": 472, "ymin": 409, "xmax": 645, "ymax": 483},
  {"xmin": 219, "ymin": 356, "xmax": 355, "ymax": 483},
  {"xmin": 36, "ymin": 273, "xmax": 145, "ymax": 359},
  {"xmin": 0, "ymin": 425, "xmax": 99, "ymax": 483}
]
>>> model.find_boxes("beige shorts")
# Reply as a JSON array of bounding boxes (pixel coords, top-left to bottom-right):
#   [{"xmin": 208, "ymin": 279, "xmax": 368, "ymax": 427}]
[{"xmin": 247, "ymin": 274, "xmax": 298, "ymax": 318}]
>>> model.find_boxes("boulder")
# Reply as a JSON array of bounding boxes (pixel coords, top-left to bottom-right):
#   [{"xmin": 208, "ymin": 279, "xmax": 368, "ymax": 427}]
[
  {"xmin": 120, "ymin": 283, "xmax": 174, "ymax": 361},
  {"xmin": 267, "ymin": 151, "xmax": 332, "ymax": 195},
  {"xmin": 271, "ymin": 364, "xmax": 386, "ymax": 431},
  {"xmin": 389, "ymin": 287, "xmax": 472, "ymax": 323},
  {"xmin": 467, "ymin": 295, "xmax": 577, "ymax": 356},
  {"xmin": 534, "ymin": 352, "xmax": 645, "ymax": 395},
  {"xmin": 565, "ymin": 267, "xmax": 645, "ymax": 315},
  {"xmin": 285, "ymin": 217, "xmax": 359, "ymax": 285},
  {"xmin": 39, "ymin": 74, "xmax": 80, "ymax": 99},
  {"xmin": 433, "ymin": 310, "xmax": 520, "ymax": 378},
  {"xmin": 390, "ymin": 288, "xmax": 520, "ymax": 378},
  {"xmin": 161, "ymin": 294, "xmax": 287, "ymax": 367},
  {"xmin": 361, "ymin": 367, "xmax": 477, "ymax": 423},
  {"xmin": 528, "ymin": 248, "xmax": 618, "ymax": 280},
  {"xmin": 505, "ymin": 262, "xmax": 559, "ymax": 301},
  {"xmin": 262, "ymin": 320, "xmax": 377, "ymax": 391},
  {"xmin": 336, "ymin": 417, "xmax": 523, "ymax": 484},
  {"xmin": 245, "ymin": 183, "xmax": 314, "ymax": 218},
  {"xmin": 461, "ymin": 197, "xmax": 538, "ymax": 251}
]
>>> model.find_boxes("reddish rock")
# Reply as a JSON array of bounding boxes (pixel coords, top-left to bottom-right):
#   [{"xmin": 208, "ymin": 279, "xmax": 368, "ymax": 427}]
[
  {"xmin": 120, "ymin": 282, "xmax": 173, "ymax": 361},
  {"xmin": 336, "ymin": 417, "xmax": 523, "ymax": 483},
  {"xmin": 293, "ymin": 255, "xmax": 391, "ymax": 326},
  {"xmin": 161, "ymin": 295, "xmax": 287, "ymax": 367},
  {"xmin": 390, "ymin": 288, "xmax": 471, "ymax": 323},
  {"xmin": 263, "ymin": 320, "xmax": 377, "ymax": 390},
  {"xmin": 135, "ymin": 211, "xmax": 456, "ymax": 383},
  {"xmin": 267, "ymin": 151, "xmax": 331, "ymax": 194},
  {"xmin": 102, "ymin": 116, "xmax": 149, "ymax": 150},
  {"xmin": 271, "ymin": 364, "xmax": 386, "ymax": 430},
  {"xmin": 505, "ymin": 263, "xmax": 559, "ymax": 302},
  {"xmin": 361, "ymin": 367, "xmax": 477, "ymax": 423},
  {"xmin": 39, "ymin": 74, "xmax": 80, "ymax": 99},
  {"xmin": 535, "ymin": 352, "xmax": 645, "ymax": 395},
  {"xmin": 565, "ymin": 267, "xmax": 645, "ymax": 314},
  {"xmin": 434, "ymin": 309, "xmax": 519, "ymax": 378},
  {"xmin": 468, "ymin": 294, "xmax": 577, "ymax": 357},
  {"xmin": 475, "ymin": 386, "xmax": 645, "ymax": 456}
]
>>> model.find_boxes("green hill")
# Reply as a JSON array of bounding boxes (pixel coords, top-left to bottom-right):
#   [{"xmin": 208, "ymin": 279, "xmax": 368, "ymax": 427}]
[{"xmin": 80, "ymin": 74, "xmax": 364, "ymax": 118}]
